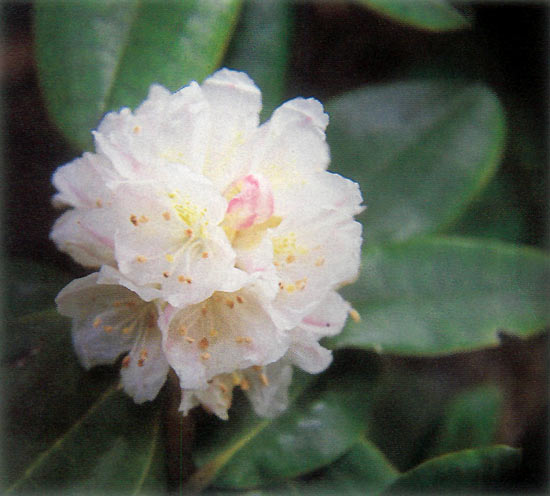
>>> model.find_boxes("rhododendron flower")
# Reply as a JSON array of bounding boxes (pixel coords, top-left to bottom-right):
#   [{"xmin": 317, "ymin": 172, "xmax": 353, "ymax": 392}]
[{"xmin": 52, "ymin": 68, "xmax": 363, "ymax": 419}]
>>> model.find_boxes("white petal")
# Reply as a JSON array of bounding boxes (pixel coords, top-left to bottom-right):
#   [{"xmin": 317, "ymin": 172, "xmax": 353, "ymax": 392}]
[
  {"xmin": 161, "ymin": 286, "xmax": 289, "ymax": 390},
  {"xmin": 250, "ymin": 98, "xmax": 330, "ymax": 197},
  {"xmin": 201, "ymin": 69, "xmax": 262, "ymax": 190},
  {"xmin": 52, "ymin": 153, "xmax": 113, "ymax": 209},
  {"xmin": 179, "ymin": 374, "xmax": 234, "ymax": 420},
  {"xmin": 108, "ymin": 166, "xmax": 246, "ymax": 305},
  {"xmin": 56, "ymin": 273, "xmax": 153, "ymax": 369},
  {"xmin": 243, "ymin": 360, "xmax": 293, "ymax": 418},
  {"xmin": 95, "ymin": 82, "xmax": 210, "ymax": 179},
  {"xmin": 50, "ymin": 209, "xmax": 116, "ymax": 268},
  {"xmin": 120, "ymin": 325, "xmax": 170, "ymax": 404}
]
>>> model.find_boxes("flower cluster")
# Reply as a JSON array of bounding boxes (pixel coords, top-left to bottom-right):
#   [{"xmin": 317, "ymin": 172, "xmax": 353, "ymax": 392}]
[{"xmin": 52, "ymin": 69, "xmax": 363, "ymax": 419}]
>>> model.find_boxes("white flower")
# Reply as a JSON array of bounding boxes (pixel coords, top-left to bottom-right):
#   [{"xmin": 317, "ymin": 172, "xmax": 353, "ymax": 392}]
[{"xmin": 52, "ymin": 68, "xmax": 363, "ymax": 419}]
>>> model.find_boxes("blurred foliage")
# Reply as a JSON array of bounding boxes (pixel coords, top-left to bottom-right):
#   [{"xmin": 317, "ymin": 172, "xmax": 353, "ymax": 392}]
[{"xmin": 3, "ymin": 0, "xmax": 547, "ymax": 494}]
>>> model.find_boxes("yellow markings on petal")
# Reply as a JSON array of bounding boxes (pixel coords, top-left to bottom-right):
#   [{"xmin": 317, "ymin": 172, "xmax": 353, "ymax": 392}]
[
  {"xmin": 272, "ymin": 232, "xmax": 308, "ymax": 257},
  {"xmin": 285, "ymin": 283, "xmax": 296, "ymax": 294},
  {"xmin": 198, "ymin": 337, "xmax": 209, "ymax": 350},
  {"xmin": 286, "ymin": 254, "xmax": 296, "ymax": 264},
  {"xmin": 136, "ymin": 255, "xmax": 147, "ymax": 263},
  {"xmin": 209, "ymin": 329, "xmax": 218, "ymax": 337},
  {"xmin": 130, "ymin": 214, "xmax": 138, "ymax": 226},
  {"xmin": 121, "ymin": 355, "xmax": 131, "ymax": 368},
  {"xmin": 178, "ymin": 275, "xmax": 192, "ymax": 284},
  {"xmin": 160, "ymin": 149, "xmax": 185, "ymax": 164},
  {"xmin": 260, "ymin": 373, "xmax": 269, "ymax": 387},
  {"xmin": 139, "ymin": 215, "xmax": 149, "ymax": 223},
  {"xmin": 244, "ymin": 337, "xmax": 252, "ymax": 344},
  {"xmin": 295, "ymin": 277, "xmax": 308, "ymax": 291},
  {"xmin": 200, "ymin": 352, "xmax": 211, "ymax": 361},
  {"xmin": 103, "ymin": 325, "xmax": 113, "ymax": 333},
  {"xmin": 133, "ymin": 125, "xmax": 141, "ymax": 134},
  {"xmin": 202, "ymin": 251, "xmax": 209, "ymax": 259},
  {"xmin": 185, "ymin": 336, "xmax": 195, "ymax": 344},
  {"xmin": 93, "ymin": 317, "xmax": 102, "ymax": 328},
  {"xmin": 165, "ymin": 254, "xmax": 174, "ymax": 263},
  {"xmin": 262, "ymin": 162, "xmax": 305, "ymax": 189},
  {"xmin": 349, "ymin": 308, "xmax": 361, "ymax": 323},
  {"xmin": 240, "ymin": 378, "xmax": 250, "ymax": 391},
  {"xmin": 178, "ymin": 325, "xmax": 187, "ymax": 336},
  {"xmin": 162, "ymin": 211, "xmax": 171, "ymax": 221},
  {"xmin": 315, "ymin": 256, "xmax": 325, "ymax": 267}
]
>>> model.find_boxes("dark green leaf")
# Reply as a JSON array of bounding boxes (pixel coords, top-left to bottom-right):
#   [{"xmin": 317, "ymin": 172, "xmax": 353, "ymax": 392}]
[
  {"xmin": 356, "ymin": 0, "xmax": 469, "ymax": 32},
  {"xmin": 188, "ymin": 376, "xmax": 370, "ymax": 490},
  {"xmin": 386, "ymin": 446, "xmax": 520, "ymax": 493},
  {"xmin": 449, "ymin": 175, "xmax": 528, "ymax": 244},
  {"xmin": 326, "ymin": 81, "xmax": 505, "ymax": 244},
  {"xmin": 6, "ymin": 258, "xmax": 72, "ymax": 319},
  {"xmin": 308, "ymin": 437, "xmax": 399, "ymax": 495},
  {"xmin": 431, "ymin": 384, "xmax": 503, "ymax": 457},
  {"xmin": 328, "ymin": 237, "xmax": 550, "ymax": 355},
  {"xmin": 35, "ymin": 0, "xmax": 242, "ymax": 150},
  {"xmin": 224, "ymin": 0, "xmax": 292, "ymax": 120}
]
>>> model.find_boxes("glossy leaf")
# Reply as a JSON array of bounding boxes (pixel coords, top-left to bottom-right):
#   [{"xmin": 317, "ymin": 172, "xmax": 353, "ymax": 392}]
[
  {"xmin": 431, "ymin": 384, "xmax": 503, "ymax": 457},
  {"xmin": 449, "ymin": 175, "xmax": 528, "ymax": 244},
  {"xmin": 35, "ymin": 0, "xmax": 242, "ymax": 150},
  {"xmin": 309, "ymin": 437, "xmax": 399, "ymax": 494},
  {"xmin": 224, "ymin": 0, "xmax": 292, "ymax": 120},
  {"xmin": 2, "ymin": 261, "xmax": 166, "ymax": 493},
  {"xmin": 357, "ymin": 0, "xmax": 469, "ymax": 32},
  {"xmin": 386, "ymin": 446, "xmax": 520, "ymax": 492},
  {"xmin": 189, "ymin": 377, "xmax": 370, "ymax": 490},
  {"xmin": 329, "ymin": 237, "xmax": 550, "ymax": 355},
  {"xmin": 326, "ymin": 81, "xmax": 505, "ymax": 245}
]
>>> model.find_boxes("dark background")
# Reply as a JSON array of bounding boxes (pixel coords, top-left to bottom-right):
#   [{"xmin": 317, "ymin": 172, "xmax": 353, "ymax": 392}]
[{"xmin": 3, "ymin": 1, "xmax": 548, "ymax": 491}]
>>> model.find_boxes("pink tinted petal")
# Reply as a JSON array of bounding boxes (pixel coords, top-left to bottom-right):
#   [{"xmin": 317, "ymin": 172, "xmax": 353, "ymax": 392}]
[{"xmin": 225, "ymin": 174, "xmax": 274, "ymax": 231}]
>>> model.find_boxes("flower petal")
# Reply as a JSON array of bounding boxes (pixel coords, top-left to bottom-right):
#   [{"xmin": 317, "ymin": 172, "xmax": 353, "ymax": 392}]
[
  {"xmin": 56, "ymin": 273, "xmax": 154, "ymax": 369},
  {"xmin": 161, "ymin": 286, "xmax": 289, "ymax": 390},
  {"xmin": 243, "ymin": 360, "xmax": 293, "ymax": 418},
  {"xmin": 120, "ymin": 325, "xmax": 170, "ymax": 404},
  {"xmin": 201, "ymin": 69, "xmax": 262, "ymax": 190}
]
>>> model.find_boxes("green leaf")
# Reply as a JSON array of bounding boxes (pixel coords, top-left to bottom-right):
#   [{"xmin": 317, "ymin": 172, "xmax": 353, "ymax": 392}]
[
  {"xmin": 188, "ymin": 377, "xmax": 370, "ymax": 490},
  {"xmin": 431, "ymin": 384, "xmax": 503, "ymax": 457},
  {"xmin": 6, "ymin": 258, "xmax": 72, "ymax": 319},
  {"xmin": 2, "ymin": 262, "xmax": 166, "ymax": 493},
  {"xmin": 356, "ymin": 0, "xmax": 469, "ymax": 32},
  {"xmin": 386, "ymin": 446, "xmax": 520, "ymax": 493},
  {"xmin": 224, "ymin": 0, "xmax": 292, "ymax": 120},
  {"xmin": 35, "ymin": 0, "xmax": 242, "ymax": 150},
  {"xmin": 309, "ymin": 437, "xmax": 399, "ymax": 495},
  {"xmin": 326, "ymin": 81, "xmax": 505, "ymax": 245},
  {"xmin": 449, "ymin": 175, "xmax": 528, "ymax": 244},
  {"xmin": 328, "ymin": 237, "xmax": 550, "ymax": 355}
]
